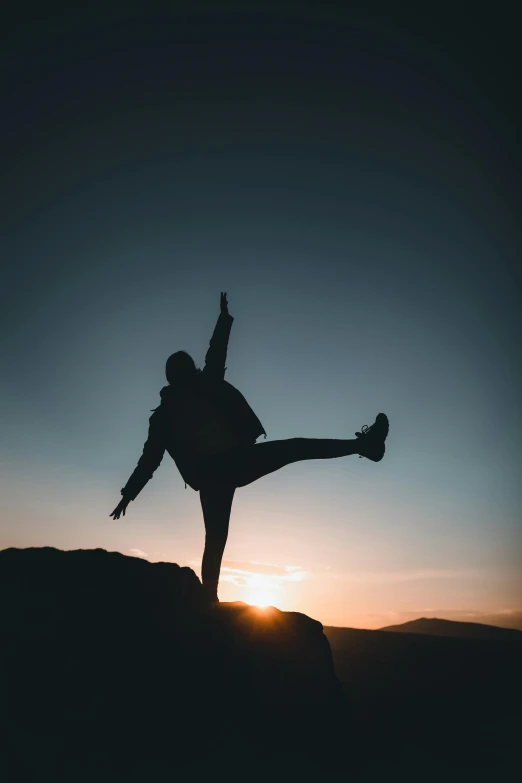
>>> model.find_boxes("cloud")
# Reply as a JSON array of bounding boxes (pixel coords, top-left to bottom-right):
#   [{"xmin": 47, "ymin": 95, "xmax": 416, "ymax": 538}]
[
  {"xmin": 214, "ymin": 559, "xmax": 309, "ymax": 589},
  {"xmin": 344, "ymin": 568, "xmax": 478, "ymax": 585},
  {"xmin": 187, "ymin": 558, "xmax": 308, "ymax": 582},
  {"xmin": 220, "ymin": 559, "xmax": 308, "ymax": 583},
  {"xmin": 129, "ymin": 548, "xmax": 148, "ymax": 559},
  {"xmin": 219, "ymin": 574, "xmax": 248, "ymax": 586},
  {"xmin": 221, "ymin": 560, "xmax": 292, "ymax": 577}
]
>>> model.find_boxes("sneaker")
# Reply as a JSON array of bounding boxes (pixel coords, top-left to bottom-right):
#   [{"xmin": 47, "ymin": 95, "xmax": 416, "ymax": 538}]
[{"xmin": 355, "ymin": 413, "xmax": 389, "ymax": 462}]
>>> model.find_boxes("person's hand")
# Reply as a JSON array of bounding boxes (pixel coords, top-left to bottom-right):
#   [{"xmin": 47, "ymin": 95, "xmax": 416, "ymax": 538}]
[
  {"xmin": 220, "ymin": 292, "xmax": 229, "ymax": 314},
  {"xmin": 110, "ymin": 498, "xmax": 130, "ymax": 520}
]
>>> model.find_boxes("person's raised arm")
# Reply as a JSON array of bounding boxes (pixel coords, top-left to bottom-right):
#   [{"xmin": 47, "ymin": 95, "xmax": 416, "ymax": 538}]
[
  {"xmin": 202, "ymin": 292, "xmax": 234, "ymax": 383},
  {"xmin": 109, "ymin": 410, "xmax": 166, "ymax": 519}
]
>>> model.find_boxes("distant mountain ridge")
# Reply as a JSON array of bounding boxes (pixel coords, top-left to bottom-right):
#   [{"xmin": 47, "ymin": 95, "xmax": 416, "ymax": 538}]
[
  {"xmin": 323, "ymin": 620, "xmax": 521, "ymax": 774},
  {"xmin": 379, "ymin": 616, "xmax": 522, "ymax": 639}
]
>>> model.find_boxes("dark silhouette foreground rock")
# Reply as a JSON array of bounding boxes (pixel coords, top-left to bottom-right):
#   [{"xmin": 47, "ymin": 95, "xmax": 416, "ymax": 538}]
[{"xmin": 0, "ymin": 547, "xmax": 342, "ymax": 781}]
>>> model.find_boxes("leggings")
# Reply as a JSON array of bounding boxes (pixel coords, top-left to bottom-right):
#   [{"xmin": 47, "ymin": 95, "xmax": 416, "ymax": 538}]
[{"xmin": 198, "ymin": 437, "xmax": 360, "ymax": 594}]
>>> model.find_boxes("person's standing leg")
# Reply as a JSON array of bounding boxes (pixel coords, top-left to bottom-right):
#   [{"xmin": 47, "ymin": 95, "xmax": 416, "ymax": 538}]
[{"xmin": 199, "ymin": 482, "xmax": 236, "ymax": 603}]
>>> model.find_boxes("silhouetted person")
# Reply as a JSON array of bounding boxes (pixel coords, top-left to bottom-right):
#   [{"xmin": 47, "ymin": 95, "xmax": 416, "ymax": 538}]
[{"xmin": 110, "ymin": 293, "xmax": 389, "ymax": 605}]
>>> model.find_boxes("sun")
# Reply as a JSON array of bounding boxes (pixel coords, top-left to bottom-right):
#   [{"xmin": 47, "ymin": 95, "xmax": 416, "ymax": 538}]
[
  {"xmin": 248, "ymin": 588, "xmax": 276, "ymax": 609},
  {"xmin": 243, "ymin": 574, "xmax": 279, "ymax": 609}
]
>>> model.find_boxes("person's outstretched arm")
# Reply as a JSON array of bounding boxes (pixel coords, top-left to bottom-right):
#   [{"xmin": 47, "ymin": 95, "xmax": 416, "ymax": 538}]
[
  {"xmin": 110, "ymin": 411, "xmax": 166, "ymax": 519},
  {"xmin": 202, "ymin": 292, "xmax": 234, "ymax": 383}
]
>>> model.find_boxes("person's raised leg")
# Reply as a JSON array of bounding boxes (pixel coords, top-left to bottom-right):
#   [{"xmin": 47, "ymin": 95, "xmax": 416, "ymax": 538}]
[
  {"xmin": 199, "ymin": 482, "xmax": 236, "ymax": 604},
  {"xmin": 197, "ymin": 413, "xmax": 389, "ymax": 489},
  {"xmin": 231, "ymin": 437, "xmax": 360, "ymax": 487}
]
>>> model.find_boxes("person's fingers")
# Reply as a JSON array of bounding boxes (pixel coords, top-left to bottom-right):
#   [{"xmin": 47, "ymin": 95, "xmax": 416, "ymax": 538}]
[{"xmin": 110, "ymin": 500, "xmax": 129, "ymax": 519}]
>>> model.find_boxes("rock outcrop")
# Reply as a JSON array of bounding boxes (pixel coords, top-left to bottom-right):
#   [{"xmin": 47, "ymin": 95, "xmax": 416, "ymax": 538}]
[{"xmin": 0, "ymin": 547, "xmax": 342, "ymax": 781}]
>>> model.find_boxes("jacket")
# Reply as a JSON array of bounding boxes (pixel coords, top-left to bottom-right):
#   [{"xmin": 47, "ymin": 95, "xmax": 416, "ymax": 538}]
[{"xmin": 121, "ymin": 311, "xmax": 267, "ymax": 498}]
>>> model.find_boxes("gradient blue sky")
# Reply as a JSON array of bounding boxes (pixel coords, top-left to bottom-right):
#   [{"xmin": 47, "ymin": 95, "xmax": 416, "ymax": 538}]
[{"xmin": 2, "ymin": 4, "xmax": 521, "ymax": 627}]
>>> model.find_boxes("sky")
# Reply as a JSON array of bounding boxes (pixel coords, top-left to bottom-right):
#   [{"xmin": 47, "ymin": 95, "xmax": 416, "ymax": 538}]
[{"xmin": 2, "ymin": 3, "xmax": 521, "ymax": 629}]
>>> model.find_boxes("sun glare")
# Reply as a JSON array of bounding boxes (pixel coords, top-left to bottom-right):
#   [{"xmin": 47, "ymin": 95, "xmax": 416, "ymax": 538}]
[{"xmin": 248, "ymin": 589, "xmax": 276, "ymax": 608}]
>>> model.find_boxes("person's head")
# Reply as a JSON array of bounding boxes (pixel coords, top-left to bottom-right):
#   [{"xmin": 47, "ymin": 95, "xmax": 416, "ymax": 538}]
[{"xmin": 165, "ymin": 351, "xmax": 200, "ymax": 386}]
